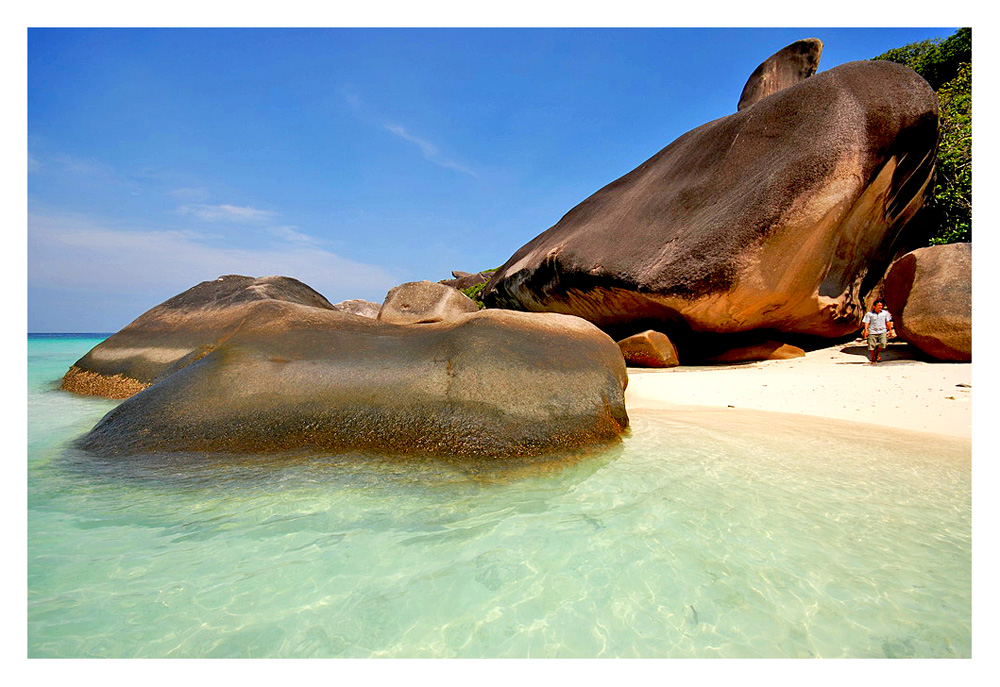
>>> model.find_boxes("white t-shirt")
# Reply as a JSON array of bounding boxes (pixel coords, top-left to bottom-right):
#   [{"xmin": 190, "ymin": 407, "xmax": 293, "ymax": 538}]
[{"xmin": 864, "ymin": 310, "xmax": 893, "ymax": 335}]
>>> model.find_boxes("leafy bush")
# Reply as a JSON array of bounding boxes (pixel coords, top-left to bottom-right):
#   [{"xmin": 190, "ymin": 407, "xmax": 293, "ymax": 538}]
[
  {"xmin": 461, "ymin": 281, "xmax": 488, "ymax": 309},
  {"xmin": 930, "ymin": 62, "xmax": 971, "ymax": 244},
  {"xmin": 874, "ymin": 28, "xmax": 970, "ymax": 90},
  {"xmin": 459, "ymin": 267, "xmax": 500, "ymax": 309}
]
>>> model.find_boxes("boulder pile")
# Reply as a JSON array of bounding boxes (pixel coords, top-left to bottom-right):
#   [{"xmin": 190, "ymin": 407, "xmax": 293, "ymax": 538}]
[
  {"xmin": 77, "ymin": 304, "xmax": 629, "ymax": 458},
  {"xmin": 66, "ymin": 275, "xmax": 629, "ymax": 458}
]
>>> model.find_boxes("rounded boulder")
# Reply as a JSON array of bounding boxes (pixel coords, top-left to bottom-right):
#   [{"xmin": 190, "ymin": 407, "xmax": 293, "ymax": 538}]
[
  {"xmin": 883, "ymin": 243, "xmax": 971, "ymax": 361},
  {"xmin": 61, "ymin": 274, "xmax": 336, "ymax": 399},
  {"xmin": 78, "ymin": 305, "xmax": 629, "ymax": 459}
]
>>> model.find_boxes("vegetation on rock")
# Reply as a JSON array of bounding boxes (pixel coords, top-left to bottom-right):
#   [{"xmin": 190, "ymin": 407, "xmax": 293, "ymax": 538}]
[
  {"xmin": 873, "ymin": 28, "xmax": 971, "ymax": 245},
  {"xmin": 459, "ymin": 268, "xmax": 499, "ymax": 309}
]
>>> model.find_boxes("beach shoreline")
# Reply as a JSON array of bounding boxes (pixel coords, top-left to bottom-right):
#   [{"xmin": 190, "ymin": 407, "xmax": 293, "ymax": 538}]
[{"xmin": 625, "ymin": 341, "xmax": 972, "ymax": 441}]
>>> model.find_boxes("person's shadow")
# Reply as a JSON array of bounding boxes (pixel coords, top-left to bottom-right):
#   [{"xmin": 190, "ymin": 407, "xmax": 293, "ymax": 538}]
[{"xmin": 839, "ymin": 340, "xmax": 926, "ymax": 363}]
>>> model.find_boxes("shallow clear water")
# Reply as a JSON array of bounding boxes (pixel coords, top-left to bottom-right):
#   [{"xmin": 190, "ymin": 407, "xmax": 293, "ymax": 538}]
[{"xmin": 27, "ymin": 336, "xmax": 971, "ymax": 658}]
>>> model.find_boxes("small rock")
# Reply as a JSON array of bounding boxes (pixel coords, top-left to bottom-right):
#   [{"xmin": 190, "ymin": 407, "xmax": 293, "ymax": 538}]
[
  {"xmin": 617, "ymin": 330, "xmax": 680, "ymax": 368},
  {"xmin": 378, "ymin": 281, "xmax": 479, "ymax": 325},
  {"xmin": 331, "ymin": 299, "xmax": 380, "ymax": 318}
]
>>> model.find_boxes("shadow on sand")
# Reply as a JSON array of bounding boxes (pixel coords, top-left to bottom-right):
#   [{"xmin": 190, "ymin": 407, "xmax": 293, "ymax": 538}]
[{"xmin": 837, "ymin": 340, "xmax": 929, "ymax": 364}]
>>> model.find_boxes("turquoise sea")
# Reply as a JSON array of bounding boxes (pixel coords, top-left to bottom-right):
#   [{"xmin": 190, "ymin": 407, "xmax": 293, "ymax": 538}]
[{"xmin": 27, "ymin": 334, "xmax": 971, "ymax": 658}]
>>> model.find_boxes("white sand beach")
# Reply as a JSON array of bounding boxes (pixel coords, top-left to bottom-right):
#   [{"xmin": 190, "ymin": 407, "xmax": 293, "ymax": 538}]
[{"xmin": 625, "ymin": 340, "xmax": 972, "ymax": 440}]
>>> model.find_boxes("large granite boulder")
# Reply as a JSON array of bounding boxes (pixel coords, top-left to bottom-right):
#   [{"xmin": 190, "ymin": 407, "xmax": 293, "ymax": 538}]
[
  {"xmin": 77, "ymin": 305, "xmax": 629, "ymax": 459},
  {"xmin": 61, "ymin": 275, "xmax": 335, "ymax": 398},
  {"xmin": 883, "ymin": 243, "xmax": 971, "ymax": 361},
  {"xmin": 482, "ymin": 59, "xmax": 939, "ymax": 351},
  {"xmin": 737, "ymin": 38, "xmax": 823, "ymax": 111},
  {"xmin": 378, "ymin": 280, "xmax": 479, "ymax": 324}
]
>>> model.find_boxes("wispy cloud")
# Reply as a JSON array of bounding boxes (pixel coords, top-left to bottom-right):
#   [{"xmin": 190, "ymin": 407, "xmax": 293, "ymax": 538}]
[
  {"xmin": 177, "ymin": 203, "xmax": 279, "ymax": 222},
  {"xmin": 342, "ymin": 88, "xmax": 477, "ymax": 178},
  {"xmin": 50, "ymin": 154, "xmax": 127, "ymax": 184},
  {"xmin": 343, "ymin": 86, "xmax": 364, "ymax": 112},
  {"xmin": 267, "ymin": 225, "xmax": 327, "ymax": 246},
  {"xmin": 174, "ymin": 204, "xmax": 328, "ymax": 247},
  {"xmin": 384, "ymin": 124, "xmax": 479, "ymax": 178},
  {"xmin": 29, "ymin": 150, "xmax": 188, "ymax": 198},
  {"xmin": 385, "ymin": 125, "xmax": 439, "ymax": 158},
  {"xmin": 28, "ymin": 211, "xmax": 399, "ymax": 302},
  {"xmin": 167, "ymin": 187, "xmax": 213, "ymax": 203}
]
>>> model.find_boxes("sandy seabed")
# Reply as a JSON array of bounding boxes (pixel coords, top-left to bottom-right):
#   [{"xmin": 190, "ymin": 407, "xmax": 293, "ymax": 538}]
[{"xmin": 625, "ymin": 340, "xmax": 972, "ymax": 441}]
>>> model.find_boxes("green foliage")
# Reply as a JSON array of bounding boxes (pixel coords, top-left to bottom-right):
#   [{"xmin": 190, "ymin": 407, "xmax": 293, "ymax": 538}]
[
  {"xmin": 930, "ymin": 62, "xmax": 971, "ymax": 244},
  {"xmin": 873, "ymin": 28, "xmax": 971, "ymax": 245},
  {"xmin": 873, "ymin": 28, "xmax": 970, "ymax": 90},
  {"xmin": 461, "ymin": 281, "xmax": 488, "ymax": 309},
  {"xmin": 458, "ymin": 267, "xmax": 501, "ymax": 309}
]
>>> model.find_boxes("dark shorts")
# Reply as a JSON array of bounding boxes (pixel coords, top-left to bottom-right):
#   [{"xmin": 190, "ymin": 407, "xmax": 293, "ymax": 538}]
[{"xmin": 867, "ymin": 332, "xmax": 888, "ymax": 350}]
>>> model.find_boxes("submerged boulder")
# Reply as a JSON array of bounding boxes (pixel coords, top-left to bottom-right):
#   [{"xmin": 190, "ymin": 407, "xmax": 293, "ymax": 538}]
[
  {"xmin": 378, "ymin": 280, "xmax": 479, "ymax": 324},
  {"xmin": 883, "ymin": 243, "xmax": 971, "ymax": 361},
  {"xmin": 78, "ymin": 305, "xmax": 629, "ymax": 459},
  {"xmin": 737, "ymin": 38, "xmax": 823, "ymax": 111},
  {"xmin": 482, "ymin": 59, "xmax": 939, "ymax": 349},
  {"xmin": 61, "ymin": 275, "xmax": 335, "ymax": 399}
]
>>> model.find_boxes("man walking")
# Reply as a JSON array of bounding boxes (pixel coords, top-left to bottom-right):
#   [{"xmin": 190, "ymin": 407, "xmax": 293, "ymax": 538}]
[{"xmin": 862, "ymin": 298, "xmax": 896, "ymax": 365}]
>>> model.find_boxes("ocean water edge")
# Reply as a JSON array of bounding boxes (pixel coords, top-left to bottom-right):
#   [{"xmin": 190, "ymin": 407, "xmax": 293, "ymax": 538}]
[{"xmin": 27, "ymin": 334, "xmax": 971, "ymax": 658}]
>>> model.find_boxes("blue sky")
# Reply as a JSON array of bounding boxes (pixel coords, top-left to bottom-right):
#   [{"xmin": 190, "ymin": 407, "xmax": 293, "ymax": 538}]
[{"xmin": 27, "ymin": 26, "xmax": 959, "ymax": 332}]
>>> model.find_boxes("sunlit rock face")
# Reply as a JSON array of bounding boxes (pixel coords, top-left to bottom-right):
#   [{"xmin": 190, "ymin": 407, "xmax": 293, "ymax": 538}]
[
  {"xmin": 884, "ymin": 243, "xmax": 971, "ymax": 362},
  {"xmin": 737, "ymin": 38, "xmax": 823, "ymax": 111},
  {"xmin": 61, "ymin": 275, "xmax": 336, "ymax": 399},
  {"xmin": 482, "ymin": 60, "xmax": 939, "ymax": 350},
  {"xmin": 78, "ymin": 306, "xmax": 629, "ymax": 459}
]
